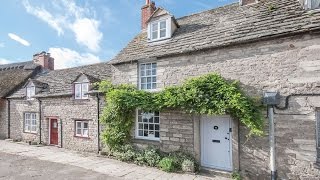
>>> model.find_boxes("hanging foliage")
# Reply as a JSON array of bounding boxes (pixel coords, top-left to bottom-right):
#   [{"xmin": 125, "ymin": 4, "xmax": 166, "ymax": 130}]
[{"xmin": 99, "ymin": 73, "xmax": 264, "ymax": 150}]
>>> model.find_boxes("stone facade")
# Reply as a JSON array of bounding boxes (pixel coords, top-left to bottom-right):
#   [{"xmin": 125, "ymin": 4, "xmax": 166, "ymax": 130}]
[
  {"xmin": 111, "ymin": 33, "xmax": 320, "ymax": 179},
  {"xmin": 0, "ymin": 99, "xmax": 7, "ymax": 139},
  {"xmin": 8, "ymin": 95, "xmax": 104, "ymax": 152}
]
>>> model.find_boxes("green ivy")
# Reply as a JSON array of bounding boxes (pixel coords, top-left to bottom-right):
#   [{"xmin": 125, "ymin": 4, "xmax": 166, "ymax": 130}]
[{"xmin": 99, "ymin": 73, "xmax": 264, "ymax": 150}]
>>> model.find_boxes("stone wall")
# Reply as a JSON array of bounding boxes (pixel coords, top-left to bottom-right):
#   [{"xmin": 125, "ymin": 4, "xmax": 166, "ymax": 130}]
[
  {"xmin": 9, "ymin": 99, "xmax": 40, "ymax": 142},
  {"xmin": 0, "ymin": 99, "xmax": 7, "ymax": 139},
  {"xmin": 8, "ymin": 95, "xmax": 103, "ymax": 152},
  {"xmin": 133, "ymin": 110, "xmax": 194, "ymax": 153},
  {"xmin": 111, "ymin": 33, "xmax": 320, "ymax": 179}
]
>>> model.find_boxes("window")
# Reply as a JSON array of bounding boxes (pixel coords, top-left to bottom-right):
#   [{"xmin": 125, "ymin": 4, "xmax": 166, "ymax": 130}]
[
  {"xmin": 150, "ymin": 20, "xmax": 167, "ymax": 41},
  {"xmin": 306, "ymin": 0, "xmax": 320, "ymax": 9},
  {"xmin": 26, "ymin": 86, "xmax": 35, "ymax": 100},
  {"xmin": 24, "ymin": 113, "xmax": 37, "ymax": 133},
  {"xmin": 136, "ymin": 110, "xmax": 160, "ymax": 140},
  {"xmin": 75, "ymin": 121, "xmax": 89, "ymax": 137},
  {"xmin": 74, "ymin": 82, "xmax": 89, "ymax": 99},
  {"xmin": 140, "ymin": 63, "xmax": 157, "ymax": 90}
]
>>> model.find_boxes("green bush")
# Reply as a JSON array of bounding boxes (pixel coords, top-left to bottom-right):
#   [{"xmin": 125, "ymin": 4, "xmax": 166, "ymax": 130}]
[
  {"xmin": 181, "ymin": 159, "xmax": 195, "ymax": 173},
  {"xmin": 158, "ymin": 157, "xmax": 176, "ymax": 172},
  {"xmin": 113, "ymin": 144, "xmax": 136, "ymax": 162},
  {"xmin": 232, "ymin": 171, "xmax": 241, "ymax": 180},
  {"xmin": 133, "ymin": 151, "xmax": 145, "ymax": 165},
  {"xmin": 144, "ymin": 147, "xmax": 161, "ymax": 167}
]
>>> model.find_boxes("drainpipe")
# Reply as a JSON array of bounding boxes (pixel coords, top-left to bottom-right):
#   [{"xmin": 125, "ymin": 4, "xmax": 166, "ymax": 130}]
[
  {"xmin": 97, "ymin": 93, "xmax": 101, "ymax": 152},
  {"xmin": 7, "ymin": 99, "xmax": 10, "ymax": 139},
  {"xmin": 268, "ymin": 105, "xmax": 277, "ymax": 180},
  {"xmin": 60, "ymin": 119, "xmax": 63, "ymax": 148},
  {"xmin": 37, "ymin": 98, "xmax": 42, "ymax": 144}
]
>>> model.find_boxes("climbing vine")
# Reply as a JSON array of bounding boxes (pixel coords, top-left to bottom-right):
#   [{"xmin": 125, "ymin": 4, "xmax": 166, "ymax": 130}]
[{"xmin": 99, "ymin": 73, "xmax": 264, "ymax": 150}]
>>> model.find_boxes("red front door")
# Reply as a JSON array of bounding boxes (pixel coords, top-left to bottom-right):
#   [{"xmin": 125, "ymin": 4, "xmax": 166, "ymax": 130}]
[{"xmin": 50, "ymin": 119, "xmax": 58, "ymax": 145}]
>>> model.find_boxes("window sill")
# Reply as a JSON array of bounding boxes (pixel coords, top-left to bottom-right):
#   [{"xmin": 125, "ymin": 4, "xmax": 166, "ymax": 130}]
[
  {"xmin": 74, "ymin": 136, "xmax": 90, "ymax": 139},
  {"xmin": 133, "ymin": 138, "xmax": 161, "ymax": 146},
  {"xmin": 24, "ymin": 132, "xmax": 37, "ymax": 135}
]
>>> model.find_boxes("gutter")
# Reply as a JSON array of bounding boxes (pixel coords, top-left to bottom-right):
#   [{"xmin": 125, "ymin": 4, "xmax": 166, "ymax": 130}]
[
  {"xmin": 96, "ymin": 92, "xmax": 101, "ymax": 152},
  {"xmin": 37, "ymin": 98, "xmax": 42, "ymax": 144},
  {"xmin": 7, "ymin": 99, "xmax": 10, "ymax": 139}
]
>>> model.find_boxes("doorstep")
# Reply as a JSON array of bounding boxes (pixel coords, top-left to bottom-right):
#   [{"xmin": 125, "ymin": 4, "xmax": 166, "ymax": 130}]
[{"xmin": 200, "ymin": 167, "xmax": 232, "ymax": 179}]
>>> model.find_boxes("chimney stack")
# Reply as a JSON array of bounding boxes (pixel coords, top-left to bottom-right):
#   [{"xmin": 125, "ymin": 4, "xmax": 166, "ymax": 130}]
[
  {"xmin": 33, "ymin": 51, "xmax": 54, "ymax": 71},
  {"xmin": 141, "ymin": 0, "xmax": 156, "ymax": 30}
]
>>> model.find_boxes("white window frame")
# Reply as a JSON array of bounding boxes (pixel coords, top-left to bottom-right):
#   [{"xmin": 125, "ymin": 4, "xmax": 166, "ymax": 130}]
[
  {"xmin": 26, "ymin": 86, "xmax": 35, "ymax": 100},
  {"xmin": 148, "ymin": 19, "xmax": 170, "ymax": 42},
  {"xmin": 24, "ymin": 113, "xmax": 37, "ymax": 133},
  {"xmin": 135, "ymin": 110, "xmax": 160, "ymax": 141},
  {"xmin": 74, "ymin": 82, "xmax": 89, "ymax": 99},
  {"xmin": 75, "ymin": 121, "xmax": 89, "ymax": 138},
  {"xmin": 305, "ymin": 0, "xmax": 320, "ymax": 9},
  {"xmin": 139, "ymin": 62, "xmax": 157, "ymax": 90}
]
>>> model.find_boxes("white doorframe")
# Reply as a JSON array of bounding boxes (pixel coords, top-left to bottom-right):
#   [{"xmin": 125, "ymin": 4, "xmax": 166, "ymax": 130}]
[{"xmin": 200, "ymin": 115, "xmax": 233, "ymax": 171}]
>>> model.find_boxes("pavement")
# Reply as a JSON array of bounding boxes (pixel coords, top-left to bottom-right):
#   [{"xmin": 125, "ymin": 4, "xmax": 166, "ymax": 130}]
[{"xmin": 0, "ymin": 140, "xmax": 230, "ymax": 180}]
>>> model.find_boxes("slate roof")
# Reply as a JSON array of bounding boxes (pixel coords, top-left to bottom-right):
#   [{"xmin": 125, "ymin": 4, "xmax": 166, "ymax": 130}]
[
  {"xmin": 0, "ymin": 61, "xmax": 41, "ymax": 98},
  {"xmin": 9, "ymin": 62, "xmax": 112, "ymax": 98},
  {"xmin": 110, "ymin": 0, "xmax": 320, "ymax": 64}
]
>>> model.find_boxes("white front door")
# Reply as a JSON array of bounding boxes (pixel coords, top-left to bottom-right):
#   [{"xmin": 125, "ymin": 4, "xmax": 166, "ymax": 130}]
[{"xmin": 201, "ymin": 115, "xmax": 232, "ymax": 171}]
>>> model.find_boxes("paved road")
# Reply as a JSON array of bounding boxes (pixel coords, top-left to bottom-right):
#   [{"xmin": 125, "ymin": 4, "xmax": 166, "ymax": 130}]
[
  {"xmin": 0, "ymin": 140, "xmax": 230, "ymax": 180},
  {"xmin": 0, "ymin": 152, "xmax": 118, "ymax": 180}
]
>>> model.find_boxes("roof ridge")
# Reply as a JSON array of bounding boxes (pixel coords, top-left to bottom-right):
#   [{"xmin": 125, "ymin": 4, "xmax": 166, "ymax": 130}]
[{"xmin": 176, "ymin": 2, "xmax": 238, "ymax": 21}]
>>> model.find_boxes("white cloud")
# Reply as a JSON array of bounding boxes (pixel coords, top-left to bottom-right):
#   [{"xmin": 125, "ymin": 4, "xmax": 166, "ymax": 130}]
[
  {"xmin": 0, "ymin": 58, "xmax": 12, "ymax": 65},
  {"xmin": 48, "ymin": 47, "xmax": 102, "ymax": 69},
  {"xmin": 22, "ymin": 0, "xmax": 104, "ymax": 52},
  {"xmin": 23, "ymin": 0, "xmax": 64, "ymax": 36},
  {"xmin": 71, "ymin": 18, "xmax": 103, "ymax": 52},
  {"xmin": 8, "ymin": 33, "xmax": 31, "ymax": 46}
]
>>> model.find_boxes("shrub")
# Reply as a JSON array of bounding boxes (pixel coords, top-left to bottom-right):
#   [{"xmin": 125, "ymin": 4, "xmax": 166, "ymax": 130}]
[
  {"xmin": 113, "ymin": 144, "xmax": 136, "ymax": 162},
  {"xmin": 158, "ymin": 157, "xmax": 176, "ymax": 172},
  {"xmin": 144, "ymin": 147, "xmax": 161, "ymax": 167},
  {"xmin": 133, "ymin": 151, "xmax": 145, "ymax": 166},
  {"xmin": 232, "ymin": 171, "xmax": 241, "ymax": 180}
]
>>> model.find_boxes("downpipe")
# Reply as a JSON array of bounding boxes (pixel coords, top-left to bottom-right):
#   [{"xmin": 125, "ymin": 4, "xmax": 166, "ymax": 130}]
[{"xmin": 268, "ymin": 105, "xmax": 277, "ymax": 180}]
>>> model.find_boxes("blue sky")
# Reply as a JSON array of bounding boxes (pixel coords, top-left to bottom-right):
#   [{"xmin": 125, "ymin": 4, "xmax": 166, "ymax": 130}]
[{"xmin": 0, "ymin": 0, "xmax": 236, "ymax": 69}]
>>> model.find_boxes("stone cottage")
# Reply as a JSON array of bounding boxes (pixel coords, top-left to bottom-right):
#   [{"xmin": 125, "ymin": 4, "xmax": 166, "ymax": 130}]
[
  {"xmin": 0, "ymin": 57, "xmax": 45, "ymax": 139},
  {"xmin": 4, "ymin": 51, "xmax": 112, "ymax": 152},
  {"xmin": 1, "ymin": 0, "xmax": 320, "ymax": 179},
  {"xmin": 108, "ymin": 0, "xmax": 320, "ymax": 179}
]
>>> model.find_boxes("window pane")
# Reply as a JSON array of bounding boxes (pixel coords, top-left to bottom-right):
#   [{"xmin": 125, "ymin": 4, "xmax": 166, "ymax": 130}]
[
  {"xmin": 152, "ymin": 69, "xmax": 156, "ymax": 76},
  {"xmin": 82, "ymin": 83, "xmax": 89, "ymax": 99},
  {"xmin": 31, "ymin": 126, "xmax": 36, "ymax": 132},
  {"xmin": 83, "ymin": 129, "xmax": 88, "ymax": 137},
  {"xmin": 138, "ymin": 116, "xmax": 142, "ymax": 122},
  {"xmin": 146, "ymin": 69, "xmax": 151, "ymax": 76},
  {"xmin": 160, "ymin": 29, "xmax": 166, "ymax": 38},
  {"xmin": 140, "ymin": 70, "xmax": 145, "ymax": 76},
  {"xmin": 138, "ymin": 130, "xmax": 143, "ymax": 136},
  {"xmin": 75, "ymin": 84, "xmax": 81, "ymax": 99},
  {"xmin": 31, "ymin": 113, "xmax": 36, "ymax": 120},
  {"xmin": 155, "ymin": 131, "xmax": 160, "ymax": 138},
  {"xmin": 143, "ymin": 118, "xmax": 148, "ymax": 122},
  {"xmin": 32, "ymin": 119, "xmax": 36, "ymax": 125},
  {"xmin": 144, "ymin": 131, "xmax": 148, "ymax": 137},
  {"xmin": 152, "ymin": 23, "xmax": 158, "ymax": 31},
  {"xmin": 25, "ymin": 113, "xmax": 31, "ymax": 120},
  {"xmin": 141, "ymin": 84, "xmax": 146, "ymax": 90},
  {"xmin": 152, "ymin": 83, "xmax": 157, "ymax": 89},
  {"xmin": 160, "ymin": 21, "xmax": 166, "ymax": 29},
  {"xmin": 155, "ymin": 125, "xmax": 159, "ymax": 130},
  {"xmin": 152, "ymin": 31, "xmax": 158, "ymax": 40},
  {"xmin": 154, "ymin": 117, "xmax": 159, "ymax": 123},
  {"xmin": 138, "ymin": 123, "xmax": 143, "ymax": 129},
  {"xmin": 152, "ymin": 77, "xmax": 156, "ymax": 83},
  {"xmin": 77, "ymin": 122, "xmax": 81, "ymax": 128},
  {"xmin": 147, "ymin": 83, "xmax": 151, "ymax": 89},
  {"xmin": 76, "ymin": 129, "xmax": 81, "ymax": 135},
  {"xmin": 83, "ymin": 122, "xmax": 88, "ymax": 129},
  {"xmin": 25, "ymin": 125, "xmax": 30, "ymax": 131},
  {"xmin": 141, "ymin": 77, "xmax": 146, "ymax": 83},
  {"xmin": 144, "ymin": 124, "xmax": 148, "ymax": 130},
  {"xmin": 149, "ymin": 124, "xmax": 154, "ymax": 130}
]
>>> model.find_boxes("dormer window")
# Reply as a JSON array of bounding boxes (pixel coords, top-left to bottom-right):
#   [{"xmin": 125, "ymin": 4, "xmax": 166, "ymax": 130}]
[
  {"xmin": 26, "ymin": 86, "xmax": 35, "ymax": 100},
  {"xmin": 74, "ymin": 82, "xmax": 89, "ymax": 99},
  {"xmin": 306, "ymin": 0, "xmax": 320, "ymax": 9},
  {"xmin": 151, "ymin": 20, "xmax": 167, "ymax": 40}
]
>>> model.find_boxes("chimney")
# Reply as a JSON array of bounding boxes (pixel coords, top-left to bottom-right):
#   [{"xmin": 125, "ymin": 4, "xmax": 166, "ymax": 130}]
[
  {"xmin": 33, "ymin": 51, "xmax": 54, "ymax": 71},
  {"xmin": 240, "ymin": 0, "xmax": 257, "ymax": 6},
  {"xmin": 141, "ymin": 0, "xmax": 156, "ymax": 30}
]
